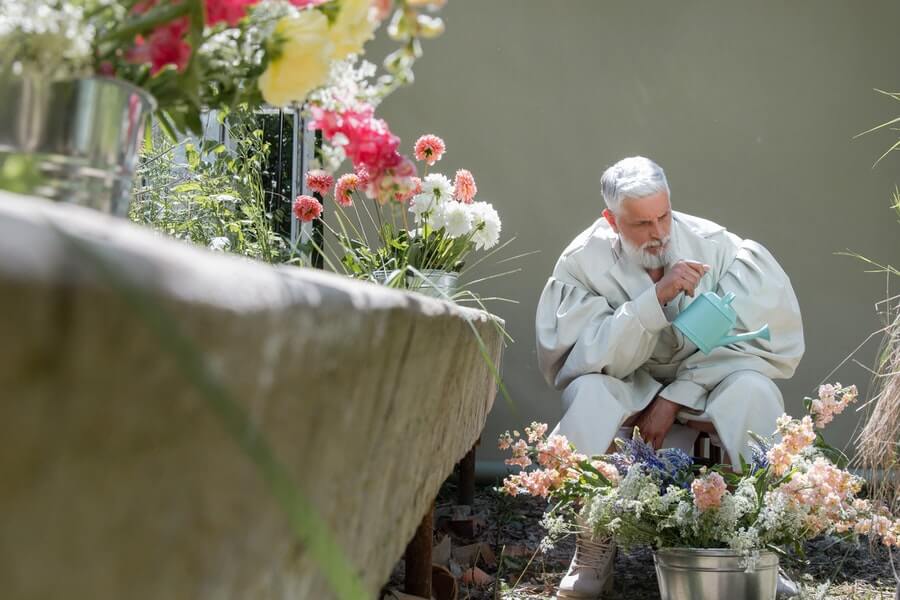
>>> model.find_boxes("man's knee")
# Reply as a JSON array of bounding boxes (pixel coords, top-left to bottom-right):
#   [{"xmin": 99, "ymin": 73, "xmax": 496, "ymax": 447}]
[
  {"xmin": 562, "ymin": 373, "xmax": 618, "ymax": 403},
  {"xmin": 714, "ymin": 370, "xmax": 782, "ymax": 400}
]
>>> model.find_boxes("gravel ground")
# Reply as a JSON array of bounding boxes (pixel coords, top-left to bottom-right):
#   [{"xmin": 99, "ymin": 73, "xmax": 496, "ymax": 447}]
[{"xmin": 383, "ymin": 480, "xmax": 898, "ymax": 600}]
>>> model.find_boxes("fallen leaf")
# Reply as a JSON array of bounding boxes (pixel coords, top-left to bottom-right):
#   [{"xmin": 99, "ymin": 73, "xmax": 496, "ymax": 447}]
[
  {"xmin": 452, "ymin": 543, "xmax": 497, "ymax": 568},
  {"xmin": 460, "ymin": 566, "xmax": 494, "ymax": 587},
  {"xmin": 432, "ymin": 535, "xmax": 451, "ymax": 567}
]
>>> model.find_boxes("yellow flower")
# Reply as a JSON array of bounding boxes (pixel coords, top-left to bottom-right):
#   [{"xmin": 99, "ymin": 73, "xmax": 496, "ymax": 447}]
[
  {"xmin": 258, "ymin": 11, "xmax": 335, "ymax": 107},
  {"xmin": 329, "ymin": 0, "xmax": 378, "ymax": 59}
]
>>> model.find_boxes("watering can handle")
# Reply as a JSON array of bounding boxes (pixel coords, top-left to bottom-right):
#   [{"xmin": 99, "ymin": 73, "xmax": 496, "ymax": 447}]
[{"xmin": 722, "ymin": 292, "xmax": 736, "ymax": 304}]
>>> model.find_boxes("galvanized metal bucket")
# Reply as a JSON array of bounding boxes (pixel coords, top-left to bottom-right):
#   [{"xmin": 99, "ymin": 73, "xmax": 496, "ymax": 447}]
[
  {"xmin": 373, "ymin": 268, "xmax": 459, "ymax": 299},
  {"xmin": 653, "ymin": 548, "xmax": 778, "ymax": 600},
  {"xmin": 0, "ymin": 76, "xmax": 156, "ymax": 216}
]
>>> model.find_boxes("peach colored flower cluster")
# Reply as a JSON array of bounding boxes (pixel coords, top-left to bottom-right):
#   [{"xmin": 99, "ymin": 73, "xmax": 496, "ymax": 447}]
[
  {"xmin": 766, "ymin": 414, "xmax": 816, "ymax": 476},
  {"xmin": 691, "ymin": 471, "xmax": 727, "ymax": 511},
  {"xmin": 499, "ymin": 422, "xmax": 599, "ymax": 499},
  {"xmin": 854, "ymin": 513, "xmax": 900, "ymax": 546},
  {"xmin": 591, "ymin": 459, "xmax": 621, "ymax": 486},
  {"xmin": 810, "ymin": 383, "xmax": 858, "ymax": 429},
  {"xmin": 775, "ymin": 457, "xmax": 862, "ymax": 532}
]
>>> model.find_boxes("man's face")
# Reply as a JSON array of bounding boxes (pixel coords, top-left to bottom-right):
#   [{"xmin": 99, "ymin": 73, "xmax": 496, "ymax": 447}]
[{"xmin": 603, "ymin": 191, "xmax": 674, "ymax": 267}]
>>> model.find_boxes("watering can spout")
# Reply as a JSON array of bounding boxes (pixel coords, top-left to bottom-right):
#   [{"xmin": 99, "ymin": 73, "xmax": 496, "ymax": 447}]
[{"xmin": 718, "ymin": 324, "xmax": 770, "ymax": 348}]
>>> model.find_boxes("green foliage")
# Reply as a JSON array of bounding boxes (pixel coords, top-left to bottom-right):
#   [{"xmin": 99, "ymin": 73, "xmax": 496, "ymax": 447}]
[{"xmin": 129, "ymin": 106, "xmax": 300, "ymax": 264}]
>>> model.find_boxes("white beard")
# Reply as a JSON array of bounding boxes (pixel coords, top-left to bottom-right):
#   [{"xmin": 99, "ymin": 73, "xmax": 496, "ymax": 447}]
[{"xmin": 620, "ymin": 231, "xmax": 678, "ymax": 269}]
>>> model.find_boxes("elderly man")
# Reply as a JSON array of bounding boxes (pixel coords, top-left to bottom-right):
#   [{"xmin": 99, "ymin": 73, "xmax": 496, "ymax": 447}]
[{"xmin": 535, "ymin": 156, "xmax": 804, "ymax": 598}]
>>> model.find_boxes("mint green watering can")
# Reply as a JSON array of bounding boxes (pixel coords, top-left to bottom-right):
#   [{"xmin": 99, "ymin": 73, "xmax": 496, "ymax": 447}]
[{"xmin": 672, "ymin": 291, "xmax": 770, "ymax": 355}]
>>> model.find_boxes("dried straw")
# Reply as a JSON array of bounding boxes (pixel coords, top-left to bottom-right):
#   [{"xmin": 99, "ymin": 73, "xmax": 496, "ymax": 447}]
[{"xmin": 856, "ymin": 298, "xmax": 900, "ymax": 511}]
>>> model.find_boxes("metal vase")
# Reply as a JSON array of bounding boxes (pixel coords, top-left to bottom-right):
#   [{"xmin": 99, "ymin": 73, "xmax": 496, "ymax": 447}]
[
  {"xmin": 653, "ymin": 548, "xmax": 779, "ymax": 600},
  {"xmin": 407, "ymin": 269, "xmax": 459, "ymax": 299},
  {"xmin": 0, "ymin": 76, "xmax": 156, "ymax": 216},
  {"xmin": 372, "ymin": 268, "xmax": 459, "ymax": 299}
]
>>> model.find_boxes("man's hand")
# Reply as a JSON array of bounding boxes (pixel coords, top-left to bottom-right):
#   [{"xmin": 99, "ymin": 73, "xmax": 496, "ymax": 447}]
[
  {"xmin": 634, "ymin": 395, "xmax": 681, "ymax": 450},
  {"xmin": 656, "ymin": 260, "xmax": 711, "ymax": 306}
]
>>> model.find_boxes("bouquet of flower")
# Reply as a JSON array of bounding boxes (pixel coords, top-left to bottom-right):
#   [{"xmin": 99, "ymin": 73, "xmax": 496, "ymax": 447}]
[
  {"xmin": 500, "ymin": 383, "xmax": 900, "ymax": 555},
  {"xmin": 0, "ymin": 0, "xmax": 447, "ymax": 135},
  {"xmin": 292, "ymin": 133, "xmax": 503, "ymax": 296}
]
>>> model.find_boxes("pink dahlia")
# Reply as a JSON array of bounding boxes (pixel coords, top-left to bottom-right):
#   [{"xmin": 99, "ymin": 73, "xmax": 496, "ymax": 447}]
[
  {"xmin": 335, "ymin": 173, "xmax": 360, "ymax": 207},
  {"xmin": 305, "ymin": 169, "xmax": 334, "ymax": 196},
  {"xmin": 453, "ymin": 169, "xmax": 477, "ymax": 203},
  {"xmin": 365, "ymin": 157, "xmax": 418, "ymax": 204},
  {"xmin": 293, "ymin": 195, "xmax": 323, "ymax": 222},
  {"xmin": 414, "ymin": 134, "xmax": 446, "ymax": 165},
  {"xmin": 393, "ymin": 175, "xmax": 422, "ymax": 203}
]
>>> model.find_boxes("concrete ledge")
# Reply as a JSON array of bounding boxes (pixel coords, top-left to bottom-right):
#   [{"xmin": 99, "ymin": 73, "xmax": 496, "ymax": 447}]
[{"xmin": 0, "ymin": 192, "xmax": 503, "ymax": 600}]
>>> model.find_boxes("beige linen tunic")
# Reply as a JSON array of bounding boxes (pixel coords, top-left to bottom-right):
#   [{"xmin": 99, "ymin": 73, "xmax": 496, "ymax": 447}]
[{"xmin": 535, "ymin": 211, "xmax": 805, "ymax": 467}]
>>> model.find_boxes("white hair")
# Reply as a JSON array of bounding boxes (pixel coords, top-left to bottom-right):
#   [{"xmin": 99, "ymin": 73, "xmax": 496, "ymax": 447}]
[{"xmin": 600, "ymin": 156, "xmax": 670, "ymax": 213}]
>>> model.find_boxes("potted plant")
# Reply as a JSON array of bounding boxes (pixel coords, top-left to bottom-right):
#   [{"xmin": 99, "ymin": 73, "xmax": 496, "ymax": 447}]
[
  {"xmin": 499, "ymin": 383, "xmax": 900, "ymax": 599},
  {"xmin": 294, "ymin": 134, "xmax": 502, "ymax": 299}
]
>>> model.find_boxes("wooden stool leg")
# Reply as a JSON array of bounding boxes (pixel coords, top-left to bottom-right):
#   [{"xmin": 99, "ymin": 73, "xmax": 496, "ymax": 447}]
[
  {"xmin": 457, "ymin": 438, "xmax": 478, "ymax": 506},
  {"xmin": 404, "ymin": 502, "xmax": 433, "ymax": 597},
  {"xmin": 710, "ymin": 443, "xmax": 723, "ymax": 465},
  {"xmin": 693, "ymin": 432, "xmax": 706, "ymax": 458}
]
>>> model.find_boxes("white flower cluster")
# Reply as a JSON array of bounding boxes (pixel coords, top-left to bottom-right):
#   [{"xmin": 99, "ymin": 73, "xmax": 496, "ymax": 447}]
[
  {"xmin": 0, "ymin": 0, "xmax": 95, "ymax": 79},
  {"xmin": 311, "ymin": 56, "xmax": 382, "ymax": 112},
  {"xmin": 408, "ymin": 173, "xmax": 501, "ymax": 250},
  {"xmin": 247, "ymin": 0, "xmax": 304, "ymax": 28},
  {"xmin": 538, "ymin": 512, "xmax": 569, "ymax": 553}
]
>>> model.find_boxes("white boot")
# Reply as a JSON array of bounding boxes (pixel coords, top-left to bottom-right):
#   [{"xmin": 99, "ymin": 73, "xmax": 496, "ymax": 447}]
[
  {"xmin": 556, "ymin": 527, "xmax": 616, "ymax": 599},
  {"xmin": 776, "ymin": 568, "xmax": 800, "ymax": 599}
]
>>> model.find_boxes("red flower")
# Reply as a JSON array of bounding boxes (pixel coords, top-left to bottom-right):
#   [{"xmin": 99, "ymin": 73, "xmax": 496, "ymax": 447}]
[
  {"xmin": 288, "ymin": 0, "xmax": 330, "ymax": 7},
  {"xmin": 128, "ymin": 18, "xmax": 192, "ymax": 74},
  {"xmin": 205, "ymin": 0, "xmax": 259, "ymax": 26}
]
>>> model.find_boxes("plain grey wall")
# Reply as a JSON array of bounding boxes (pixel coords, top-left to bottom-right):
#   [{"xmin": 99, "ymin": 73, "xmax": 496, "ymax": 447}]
[{"xmin": 366, "ymin": 1, "xmax": 900, "ymax": 468}]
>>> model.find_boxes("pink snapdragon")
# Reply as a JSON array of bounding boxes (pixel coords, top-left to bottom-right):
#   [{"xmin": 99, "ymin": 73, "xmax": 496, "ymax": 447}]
[
  {"xmin": 691, "ymin": 471, "xmax": 727, "ymax": 511},
  {"xmin": 305, "ymin": 169, "xmax": 334, "ymax": 196},
  {"xmin": 309, "ymin": 105, "xmax": 406, "ymax": 177},
  {"xmin": 454, "ymin": 169, "xmax": 477, "ymax": 203},
  {"xmin": 414, "ymin": 134, "xmax": 446, "ymax": 165},
  {"xmin": 292, "ymin": 195, "xmax": 323, "ymax": 222}
]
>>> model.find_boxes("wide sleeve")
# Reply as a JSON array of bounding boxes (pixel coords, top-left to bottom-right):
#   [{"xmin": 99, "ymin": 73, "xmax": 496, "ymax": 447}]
[
  {"xmin": 658, "ymin": 239, "xmax": 805, "ymax": 409},
  {"xmin": 536, "ymin": 265, "xmax": 670, "ymax": 390}
]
